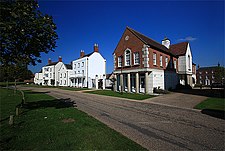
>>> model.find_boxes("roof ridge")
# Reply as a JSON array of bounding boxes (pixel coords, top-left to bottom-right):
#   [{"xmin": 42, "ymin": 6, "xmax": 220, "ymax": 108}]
[{"xmin": 127, "ymin": 27, "xmax": 169, "ymax": 50}]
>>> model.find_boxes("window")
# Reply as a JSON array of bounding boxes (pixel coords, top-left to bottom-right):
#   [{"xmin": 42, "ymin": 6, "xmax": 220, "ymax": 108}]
[
  {"xmin": 134, "ymin": 52, "xmax": 140, "ymax": 65},
  {"xmin": 60, "ymin": 73, "xmax": 62, "ymax": 78},
  {"xmin": 60, "ymin": 80, "xmax": 62, "ymax": 85},
  {"xmin": 78, "ymin": 63, "xmax": 80, "ymax": 68},
  {"xmin": 75, "ymin": 71, "xmax": 76, "ymax": 74},
  {"xmin": 153, "ymin": 53, "xmax": 157, "ymax": 65},
  {"xmin": 188, "ymin": 55, "xmax": 191, "ymax": 70},
  {"xmin": 50, "ymin": 68, "xmax": 52, "ymax": 72},
  {"xmin": 82, "ymin": 62, "xmax": 84, "ymax": 67},
  {"xmin": 64, "ymin": 73, "xmax": 66, "ymax": 78},
  {"xmin": 64, "ymin": 80, "xmax": 66, "ymax": 85},
  {"xmin": 199, "ymin": 72, "xmax": 202, "ymax": 74},
  {"xmin": 200, "ymin": 76, "xmax": 202, "ymax": 79},
  {"xmin": 74, "ymin": 64, "xmax": 76, "ymax": 69},
  {"xmin": 118, "ymin": 56, "xmax": 122, "ymax": 67},
  {"xmin": 82, "ymin": 70, "xmax": 84, "ymax": 74},
  {"xmin": 205, "ymin": 71, "xmax": 208, "ymax": 74},
  {"xmin": 165, "ymin": 57, "xmax": 168, "ymax": 67},
  {"xmin": 160, "ymin": 55, "xmax": 163, "ymax": 67},
  {"xmin": 125, "ymin": 49, "xmax": 131, "ymax": 66},
  {"xmin": 174, "ymin": 60, "xmax": 177, "ymax": 69},
  {"xmin": 206, "ymin": 76, "xmax": 208, "ymax": 79},
  {"xmin": 50, "ymin": 73, "xmax": 52, "ymax": 78}
]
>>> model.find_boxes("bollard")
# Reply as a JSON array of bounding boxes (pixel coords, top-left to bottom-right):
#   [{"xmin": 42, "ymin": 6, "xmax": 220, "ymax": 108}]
[
  {"xmin": 9, "ymin": 115, "xmax": 14, "ymax": 125},
  {"xmin": 16, "ymin": 107, "xmax": 19, "ymax": 116}
]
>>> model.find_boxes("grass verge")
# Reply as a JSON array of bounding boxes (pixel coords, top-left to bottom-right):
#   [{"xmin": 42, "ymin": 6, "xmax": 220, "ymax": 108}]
[
  {"xmin": 194, "ymin": 97, "xmax": 225, "ymax": 111},
  {"xmin": 0, "ymin": 88, "xmax": 146, "ymax": 150},
  {"xmin": 85, "ymin": 90, "xmax": 154, "ymax": 100}
]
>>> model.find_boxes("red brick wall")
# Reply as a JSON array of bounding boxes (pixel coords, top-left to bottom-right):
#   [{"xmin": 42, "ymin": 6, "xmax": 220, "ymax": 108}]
[{"xmin": 114, "ymin": 28, "xmax": 177, "ymax": 72}]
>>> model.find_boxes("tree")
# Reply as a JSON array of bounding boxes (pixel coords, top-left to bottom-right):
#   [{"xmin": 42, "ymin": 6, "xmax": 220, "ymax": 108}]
[
  {"xmin": 214, "ymin": 67, "xmax": 225, "ymax": 83},
  {"xmin": 0, "ymin": 0, "xmax": 58, "ymax": 66}
]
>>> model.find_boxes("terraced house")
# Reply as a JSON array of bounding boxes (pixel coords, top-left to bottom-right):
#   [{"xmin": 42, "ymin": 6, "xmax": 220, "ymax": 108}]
[{"xmin": 113, "ymin": 27, "xmax": 196, "ymax": 94}]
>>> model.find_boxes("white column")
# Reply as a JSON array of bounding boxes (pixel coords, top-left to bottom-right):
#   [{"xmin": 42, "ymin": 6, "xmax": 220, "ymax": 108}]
[
  {"xmin": 114, "ymin": 74, "xmax": 117, "ymax": 91},
  {"xmin": 95, "ymin": 75, "xmax": 98, "ymax": 89},
  {"xmin": 127, "ymin": 73, "xmax": 131, "ymax": 92},
  {"xmin": 135, "ymin": 72, "xmax": 139, "ymax": 93},
  {"xmin": 103, "ymin": 74, "xmax": 106, "ymax": 90},
  {"xmin": 145, "ymin": 72, "xmax": 149, "ymax": 94},
  {"xmin": 120, "ymin": 74, "xmax": 123, "ymax": 92}
]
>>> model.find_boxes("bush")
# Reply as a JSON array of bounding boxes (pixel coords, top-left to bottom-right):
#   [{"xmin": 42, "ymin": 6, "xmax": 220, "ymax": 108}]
[
  {"xmin": 153, "ymin": 88, "xmax": 170, "ymax": 94},
  {"xmin": 176, "ymin": 84, "xmax": 192, "ymax": 90}
]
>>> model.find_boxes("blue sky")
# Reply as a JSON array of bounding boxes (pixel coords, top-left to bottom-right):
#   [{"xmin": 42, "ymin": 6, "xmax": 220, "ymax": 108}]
[{"xmin": 29, "ymin": 0, "xmax": 224, "ymax": 73}]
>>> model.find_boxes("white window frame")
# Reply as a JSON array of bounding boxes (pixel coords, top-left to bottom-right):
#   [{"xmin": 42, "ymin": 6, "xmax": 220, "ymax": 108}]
[
  {"xmin": 82, "ymin": 62, "xmax": 84, "ymax": 67},
  {"xmin": 174, "ymin": 60, "xmax": 177, "ymax": 69},
  {"xmin": 160, "ymin": 55, "xmax": 163, "ymax": 67},
  {"xmin": 78, "ymin": 63, "xmax": 80, "ymax": 68},
  {"xmin": 124, "ymin": 49, "xmax": 131, "ymax": 66},
  {"xmin": 153, "ymin": 53, "xmax": 157, "ymax": 66},
  {"xmin": 165, "ymin": 57, "xmax": 168, "ymax": 67},
  {"xmin": 118, "ymin": 56, "xmax": 122, "ymax": 67},
  {"xmin": 133, "ymin": 52, "xmax": 140, "ymax": 65}
]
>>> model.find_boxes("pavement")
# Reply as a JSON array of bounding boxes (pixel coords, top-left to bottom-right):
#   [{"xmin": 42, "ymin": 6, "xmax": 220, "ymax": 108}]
[{"xmin": 19, "ymin": 86, "xmax": 225, "ymax": 150}]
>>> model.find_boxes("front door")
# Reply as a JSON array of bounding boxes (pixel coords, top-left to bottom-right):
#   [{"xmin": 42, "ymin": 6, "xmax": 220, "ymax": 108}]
[{"xmin": 140, "ymin": 75, "xmax": 145, "ymax": 93}]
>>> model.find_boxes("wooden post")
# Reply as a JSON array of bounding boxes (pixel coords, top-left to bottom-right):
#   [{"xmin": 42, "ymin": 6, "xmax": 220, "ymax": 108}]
[
  {"xmin": 9, "ymin": 115, "xmax": 14, "ymax": 125},
  {"xmin": 16, "ymin": 107, "xmax": 19, "ymax": 116}
]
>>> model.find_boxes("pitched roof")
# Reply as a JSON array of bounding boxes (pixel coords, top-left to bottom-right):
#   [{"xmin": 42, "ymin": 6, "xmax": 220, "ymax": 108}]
[
  {"xmin": 197, "ymin": 66, "xmax": 224, "ymax": 71},
  {"xmin": 45, "ymin": 62, "xmax": 58, "ymax": 66},
  {"xmin": 127, "ymin": 27, "xmax": 175, "ymax": 56},
  {"xmin": 65, "ymin": 64, "xmax": 72, "ymax": 69},
  {"xmin": 83, "ymin": 52, "xmax": 94, "ymax": 58},
  {"xmin": 170, "ymin": 42, "xmax": 188, "ymax": 56}
]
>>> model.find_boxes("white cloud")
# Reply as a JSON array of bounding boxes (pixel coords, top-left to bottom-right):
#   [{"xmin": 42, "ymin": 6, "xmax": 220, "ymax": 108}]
[{"xmin": 178, "ymin": 36, "xmax": 197, "ymax": 41}]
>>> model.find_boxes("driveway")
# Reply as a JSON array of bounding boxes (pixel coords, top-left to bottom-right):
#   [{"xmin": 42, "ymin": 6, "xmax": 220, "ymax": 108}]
[
  {"xmin": 19, "ymin": 87, "xmax": 225, "ymax": 150},
  {"xmin": 143, "ymin": 92, "xmax": 208, "ymax": 109}
]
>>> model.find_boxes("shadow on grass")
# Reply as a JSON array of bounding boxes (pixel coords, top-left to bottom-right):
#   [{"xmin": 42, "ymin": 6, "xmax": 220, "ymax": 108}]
[
  {"xmin": 22, "ymin": 98, "xmax": 75, "ymax": 110},
  {"xmin": 201, "ymin": 109, "xmax": 225, "ymax": 120}
]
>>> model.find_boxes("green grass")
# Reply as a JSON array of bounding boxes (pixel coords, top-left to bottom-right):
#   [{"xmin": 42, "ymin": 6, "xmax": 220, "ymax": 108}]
[
  {"xmin": 0, "ymin": 88, "xmax": 146, "ymax": 150},
  {"xmin": 85, "ymin": 90, "xmax": 154, "ymax": 100},
  {"xmin": 194, "ymin": 97, "xmax": 225, "ymax": 111},
  {"xmin": 0, "ymin": 82, "xmax": 26, "ymax": 87},
  {"xmin": 59, "ymin": 87, "xmax": 90, "ymax": 91}
]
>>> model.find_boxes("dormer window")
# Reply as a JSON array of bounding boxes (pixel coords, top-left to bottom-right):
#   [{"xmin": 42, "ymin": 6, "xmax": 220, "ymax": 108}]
[
  {"xmin": 125, "ymin": 49, "xmax": 131, "ymax": 66},
  {"xmin": 134, "ymin": 52, "xmax": 140, "ymax": 65}
]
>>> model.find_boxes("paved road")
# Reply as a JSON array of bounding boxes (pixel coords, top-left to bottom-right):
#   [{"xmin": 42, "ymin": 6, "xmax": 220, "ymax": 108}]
[{"xmin": 20, "ymin": 87, "xmax": 225, "ymax": 150}]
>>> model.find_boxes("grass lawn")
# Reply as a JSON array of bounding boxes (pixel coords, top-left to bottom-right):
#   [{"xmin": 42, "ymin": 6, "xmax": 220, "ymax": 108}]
[
  {"xmin": 0, "ymin": 88, "xmax": 146, "ymax": 150},
  {"xmin": 59, "ymin": 87, "xmax": 90, "ymax": 91},
  {"xmin": 194, "ymin": 97, "xmax": 225, "ymax": 111},
  {"xmin": 0, "ymin": 81, "xmax": 26, "ymax": 87},
  {"xmin": 85, "ymin": 90, "xmax": 154, "ymax": 100}
]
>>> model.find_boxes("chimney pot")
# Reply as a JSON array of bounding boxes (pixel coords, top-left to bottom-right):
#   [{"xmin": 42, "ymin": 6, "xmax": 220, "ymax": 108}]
[
  {"xmin": 58, "ymin": 56, "xmax": 62, "ymax": 62},
  {"xmin": 80, "ymin": 50, "xmax": 85, "ymax": 58},
  {"xmin": 94, "ymin": 43, "xmax": 99, "ymax": 52},
  {"xmin": 48, "ymin": 58, "xmax": 52, "ymax": 64}
]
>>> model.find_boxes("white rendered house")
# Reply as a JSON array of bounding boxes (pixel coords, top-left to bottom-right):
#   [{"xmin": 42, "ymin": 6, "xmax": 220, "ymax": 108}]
[
  {"xmin": 70, "ymin": 44, "xmax": 106, "ymax": 89},
  {"xmin": 57, "ymin": 63, "xmax": 72, "ymax": 86},
  {"xmin": 34, "ymin": 71, "xmax": 43, "ymax": 85}
]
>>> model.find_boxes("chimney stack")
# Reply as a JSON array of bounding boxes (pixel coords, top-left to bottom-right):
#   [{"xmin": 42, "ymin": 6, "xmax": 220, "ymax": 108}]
[
  {"xmin": 58, "ymin": 56, "xmax": 62, "ymax": 62},
  {"xmin": 94, "ymin": 43, "xmax": 99, "ymax": 52},
  {"xmin": 162, "ymin": 37, "xmax": 170, "ymax": 49},
  {"xmin": 80, "ymin": 50, "xmax": 85, "ymax": 58},
  {"xmin": 48, "ymin": 58, "xmax": 52, "ymax": 64}
]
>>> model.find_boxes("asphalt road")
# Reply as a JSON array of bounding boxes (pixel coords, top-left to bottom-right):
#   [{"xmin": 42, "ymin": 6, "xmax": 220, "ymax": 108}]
[{"xmin": 20, "ymin": 87, "xmax": 225, "ymax": 150}]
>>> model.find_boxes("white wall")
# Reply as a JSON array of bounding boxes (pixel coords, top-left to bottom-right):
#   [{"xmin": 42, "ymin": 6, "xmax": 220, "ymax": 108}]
[
  {"xmin": 34, "ymin": 73, "xmax": 43, "ymax": 85},
  {"xmin": 58, "ymin": 63, "xmax": 71, "ymax": 86},
  {"xmin": 88, "ymin": 52, "xmax": 106, "ymax": 79},
  {"xmin": 147, "ymin": 69, "xmax": 164, "ymax": 93},
  {"xmin": 177, "ymin": 43, "xmax": 192, "ymax": 75}
]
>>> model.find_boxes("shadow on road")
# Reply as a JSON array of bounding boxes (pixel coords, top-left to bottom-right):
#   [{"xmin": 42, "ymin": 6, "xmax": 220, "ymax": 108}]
[{"xmin": 201, "ymin": 109, "xmax": 225, "ymax": 120}]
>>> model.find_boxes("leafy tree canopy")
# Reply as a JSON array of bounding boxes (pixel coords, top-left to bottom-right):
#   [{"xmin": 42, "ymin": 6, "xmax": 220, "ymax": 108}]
[{"xmin": 0, "ymin": 0, "xmax": 58, "ymax": 66}]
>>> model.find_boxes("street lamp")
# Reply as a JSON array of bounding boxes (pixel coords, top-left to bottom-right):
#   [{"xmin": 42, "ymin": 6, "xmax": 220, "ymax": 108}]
[{"xmin": 120, "ymin": 55, "xmax": 123, "ymax": 94}]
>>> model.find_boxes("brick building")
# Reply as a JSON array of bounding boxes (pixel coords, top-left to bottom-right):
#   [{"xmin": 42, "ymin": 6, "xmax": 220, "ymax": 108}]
[
  {"xmin": 196, "ymin": 64, "xmax": 225, "ymax": 85},
  {"xmin": 113, "ymin": 27, "xmax": 196, "ymax": 94}
]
